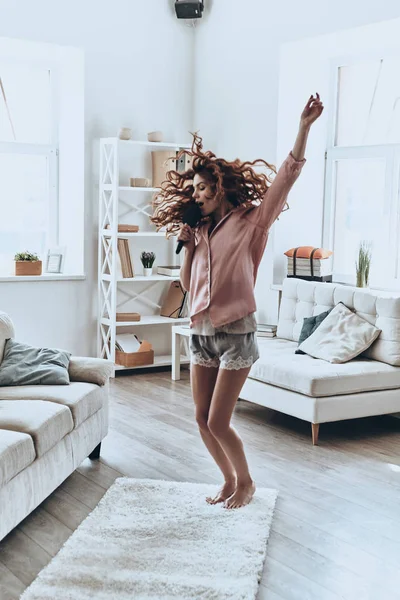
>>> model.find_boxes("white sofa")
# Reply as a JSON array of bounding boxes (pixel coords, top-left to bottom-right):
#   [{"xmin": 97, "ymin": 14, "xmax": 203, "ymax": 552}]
[
  {"xmin": 240, "ymin": 278, "xmax": 400, "ymax": 444},
  {"xmin": 0, "ymin": 311, "xmax": 114, "ymax": 541}
]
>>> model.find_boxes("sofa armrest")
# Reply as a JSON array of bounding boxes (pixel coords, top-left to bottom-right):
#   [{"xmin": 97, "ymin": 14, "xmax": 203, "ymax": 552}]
[{"xmin": 68, "ymin": 357, "xmax": 114, "ymax": 386}]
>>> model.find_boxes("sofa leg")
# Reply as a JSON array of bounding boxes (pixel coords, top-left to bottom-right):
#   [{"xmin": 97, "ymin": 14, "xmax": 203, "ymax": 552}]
[
  {"xmin": 311, "ymin": 424, "xmax": 320, "ymax": 446},
  {"xmin": 89, "ymin": 442, "xmax": 101, "ymax": 460}
]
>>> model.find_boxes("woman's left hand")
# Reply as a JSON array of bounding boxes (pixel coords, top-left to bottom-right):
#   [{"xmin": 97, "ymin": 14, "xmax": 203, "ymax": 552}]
[{"xmin": 300, "ymin": 93, "xmax": 324, "ymax": 128}]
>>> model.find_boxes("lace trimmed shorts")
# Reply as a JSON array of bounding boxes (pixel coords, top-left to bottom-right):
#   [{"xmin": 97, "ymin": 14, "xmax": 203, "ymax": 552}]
[{"xmin": 190, "ymin": 332, "xmax": 260, "ymax": 370}]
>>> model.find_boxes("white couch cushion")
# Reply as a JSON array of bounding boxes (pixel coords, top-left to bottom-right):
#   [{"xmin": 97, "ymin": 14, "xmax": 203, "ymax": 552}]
[
  {"xmin": 0, "ymin": 312, "xmax": 15, "ymax": 364},
  {"xmin": 277, "ymin": 278, "xmax": 400, "ymax": 366},
  {"xmin": 249, "ymin": 338, "xmax": 400, "ymax": 397},
  {"xmin": 241, "ymin": 376, "xmax": 400, "ymax": 423},
  {"xmin": 0, "ymin": 400, "xmax": 73, "ymax": 457},
  {"xmin": 297, "ymin": 302, "xmax": 381, "ymax": 363},
  {"xmin": 0, "ymin": 429, "xmax": 35, "ymax": 487},
  {"xmin": 0, "ymin": 382, "xmax": 104, "ymax": 428}
]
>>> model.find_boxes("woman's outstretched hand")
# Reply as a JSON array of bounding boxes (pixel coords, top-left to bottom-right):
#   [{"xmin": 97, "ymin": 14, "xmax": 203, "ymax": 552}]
[
  {"xmin": 300, "ymin": 93, "xmax": 324, "ymax": 128},
  {"xmin": 291, "ymin": 94, "xmax": 324, "ymax": 161},
  {"xmin": 177, "ymin": 223, "xmax": 195, "ymax": 253}
]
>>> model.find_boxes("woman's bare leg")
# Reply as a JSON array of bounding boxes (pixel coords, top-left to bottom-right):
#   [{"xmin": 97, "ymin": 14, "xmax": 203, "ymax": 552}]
[
  {"xmin": 191, "ymin": 364, "xmax": 237, "ymax": 503},
  {"xmin": 207, "ymin": 366, "xmax": 256, "ymax": 509}
]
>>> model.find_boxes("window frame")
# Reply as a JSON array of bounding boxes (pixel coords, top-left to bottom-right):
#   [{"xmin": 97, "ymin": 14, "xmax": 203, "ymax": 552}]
[
  {"xmin": 322, "ymin": 52, "xmax": 400, "ymax": 289},
  {"xmin": 0, "ymin": 59, "xmax": 59, "ymax": 256}
]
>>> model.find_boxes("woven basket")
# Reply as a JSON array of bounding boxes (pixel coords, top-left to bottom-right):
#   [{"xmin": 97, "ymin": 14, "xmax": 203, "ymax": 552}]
[{"xmin": 15, "ymin": 261, "xmax": 42, "ymax": 276}]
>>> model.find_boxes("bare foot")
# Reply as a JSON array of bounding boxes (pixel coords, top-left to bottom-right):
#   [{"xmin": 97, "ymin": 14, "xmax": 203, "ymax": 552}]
[
  {"xmin": 206, "ymin": 480, "xmax": 237, "ymax": 505},
  {"xmin": 224, "ymin": 480, "xmax": 256, "ymax": 509}
]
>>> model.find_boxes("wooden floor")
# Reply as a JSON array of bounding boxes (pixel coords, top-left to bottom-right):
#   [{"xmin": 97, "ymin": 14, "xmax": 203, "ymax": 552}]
[{"xmin": 1, "ymin": 368, "xmax": 400, "ymax": 599}]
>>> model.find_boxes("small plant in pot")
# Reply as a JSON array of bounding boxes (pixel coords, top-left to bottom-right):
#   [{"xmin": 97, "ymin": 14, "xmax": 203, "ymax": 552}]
[
  {"xmin": 14, "ymin": 251, "xmax": 42, "ymax": 276},
  {"xmin": 355, "ymin": 241, "xmax": 372, "ymax": 288},
  {"xmin": 140, "ymin": 251, "xmax": 156, "ymax": 277}
]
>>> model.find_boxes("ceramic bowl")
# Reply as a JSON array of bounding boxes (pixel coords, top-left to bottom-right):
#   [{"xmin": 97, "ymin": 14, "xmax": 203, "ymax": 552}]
[{"xmin": 147, "ymin": 131, "xmax": 163, "ymax": 143}]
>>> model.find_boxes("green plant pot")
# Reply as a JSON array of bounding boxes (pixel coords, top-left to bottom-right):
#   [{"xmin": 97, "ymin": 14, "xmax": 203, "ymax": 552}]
[{"xmin": 356, "ymin": 271, "xmax": 369, "ymax": 288}]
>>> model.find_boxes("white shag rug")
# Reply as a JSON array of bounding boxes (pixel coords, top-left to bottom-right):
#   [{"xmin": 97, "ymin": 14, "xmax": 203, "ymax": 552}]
[{"xmin": 21, "ymin": 478, "xmax": 277, "ymax": 600}]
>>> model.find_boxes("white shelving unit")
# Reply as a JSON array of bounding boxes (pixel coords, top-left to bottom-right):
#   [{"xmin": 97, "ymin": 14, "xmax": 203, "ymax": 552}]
[{"xmin": 98, "ymin": 137, "xmax": 192, "ymax": 371}]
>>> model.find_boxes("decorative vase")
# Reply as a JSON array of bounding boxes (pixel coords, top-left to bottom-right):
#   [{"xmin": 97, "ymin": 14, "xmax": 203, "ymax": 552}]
[
  {"xmin": 356, "ymin": 271, "xmax": 369, "ymax": 288},
  {"xmin": 15, "ymin": 261, "xmax": 42, "ymax": 276},
  {"xmin": 143, "ymin": 267, "xmax": 153, "ymax": 277},
  {"xmin": 147, "ymin": 131, "xmax": 163, "ymax": 143},
  {"xmin": 118, "ymin": 127, "xmax": 132, "ymax": 140}
]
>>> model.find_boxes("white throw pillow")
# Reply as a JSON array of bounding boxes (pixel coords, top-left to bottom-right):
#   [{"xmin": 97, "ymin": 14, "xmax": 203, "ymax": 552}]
[{"xmin": 297, "ymin": 302, "xmax": 381, "ymax": 363}]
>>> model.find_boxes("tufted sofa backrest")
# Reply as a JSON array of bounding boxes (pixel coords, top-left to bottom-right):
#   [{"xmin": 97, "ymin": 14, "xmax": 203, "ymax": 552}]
[{"xmin": 277, "ymin": 278, "xmax": 400, "ymax": 366}]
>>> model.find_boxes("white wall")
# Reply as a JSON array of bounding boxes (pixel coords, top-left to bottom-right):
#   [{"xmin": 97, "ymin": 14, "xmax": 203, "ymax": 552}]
[
  {"xmin": 193, "ymin": 0, "xmax": 400, "ymax": 324},
  {"xmin": 274, "ymin": 18, "xmax": 400, "ymax": 287},
  {"xmin": 0, "ymin": 0, "xmax": 194, "ymax": 354}
]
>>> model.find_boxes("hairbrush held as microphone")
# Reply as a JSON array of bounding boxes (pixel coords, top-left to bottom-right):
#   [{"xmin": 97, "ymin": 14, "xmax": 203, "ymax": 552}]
[{"xmin": 176, "ymin": 203, "xmax": 202, "ymax": 254}]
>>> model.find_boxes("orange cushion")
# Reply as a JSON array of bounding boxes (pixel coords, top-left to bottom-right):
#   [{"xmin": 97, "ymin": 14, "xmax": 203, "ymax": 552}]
[{"xmin": 284, "ymin": 246, "xmax": 333, "ymax": 259}]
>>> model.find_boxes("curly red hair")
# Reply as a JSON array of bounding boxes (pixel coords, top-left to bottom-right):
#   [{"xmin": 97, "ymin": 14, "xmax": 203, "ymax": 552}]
[{"xmin": 151, "ymin": 133, "xmax": 278, "ymax": 236}]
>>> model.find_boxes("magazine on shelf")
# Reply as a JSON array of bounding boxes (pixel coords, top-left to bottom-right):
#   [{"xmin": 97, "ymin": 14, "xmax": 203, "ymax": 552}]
[
  {"xmin": 178, "ymin": 291, "xmax": 189, "ymax": 318},
  {"xmin": 160, "ymin": 281, "xmax": 187, "ymax": 318},
  {"xmin": 115, "ymin": 333, "xmax": 141, "ymax": 353}
]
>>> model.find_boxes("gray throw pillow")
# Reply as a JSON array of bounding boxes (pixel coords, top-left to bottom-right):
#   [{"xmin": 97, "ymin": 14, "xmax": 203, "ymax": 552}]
[
  {"xmin": 0, "ymin": 339, "xmax": 71, "ymax": 386},
  {"xmin": 295, "ymin": 308, "xmax": 333, "ymax": 355}
]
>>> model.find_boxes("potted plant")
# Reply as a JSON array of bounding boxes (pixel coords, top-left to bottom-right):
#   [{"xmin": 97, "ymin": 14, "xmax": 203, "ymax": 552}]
[
  {"xmin": 14, "ymin": 251, "xmax": 42, "ymax": 276},
  {"xmin": 140, "ymin": 251, "xmax": 156, "ymax": 277},
  {"xmin": 355, "ymin": 241, "xmax": 371, "ymax": 288}
]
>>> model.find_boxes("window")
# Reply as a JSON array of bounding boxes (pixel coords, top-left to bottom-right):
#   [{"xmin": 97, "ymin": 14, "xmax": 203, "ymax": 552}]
[
  {"xmin": 323, "ymin": 55, "xmax": 400, "ymax": 288},
  {"xmin": 0, "ymin": 61, "xmax": 58, "ymax": 274}
]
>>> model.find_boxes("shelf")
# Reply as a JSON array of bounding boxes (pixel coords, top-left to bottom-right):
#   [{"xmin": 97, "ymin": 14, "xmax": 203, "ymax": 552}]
[
  {"xmin": 102, "ymin": 316, "xmax": 189, "ymax": 327},
  {"xmin": 119, "ymin": 186, "xmax": 160, "ymax": 192},
  {"xmin": 119, "ymin": 139, "xmax": 191, "ymax": 149},
  {"xmin": 98, "ymin": 136, "xmax": 189, "ymax": 365},
  {"xmin": 101, "ymin": 274, "xmax": 180, "ymax": 282},
  {"xmin": 0, "ymin": 274, "xmax": 86, "ymax": 282},
  {"xmin": 101, "ymin": 185, "xmax": 160, "ymax": 192},
  {"xmin": 119, "ymin": 275, "xmax": 180, "ymax": 282},
  {"xmin": 115, "ymin": 354, "xmax": 190, "ymax": 371},
  {"xmin": 101, "ymin": 137, "xmax": 191, "ymax": 150},
  {"xmin": 101, "ymin": 229, "xmax": 167, "ymax": 238}
]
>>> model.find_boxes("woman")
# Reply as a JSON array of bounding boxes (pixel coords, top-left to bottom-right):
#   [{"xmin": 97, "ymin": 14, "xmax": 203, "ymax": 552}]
[{"xmin": 151, "ymin": 94, "xmax": 323, "ymax": 509}]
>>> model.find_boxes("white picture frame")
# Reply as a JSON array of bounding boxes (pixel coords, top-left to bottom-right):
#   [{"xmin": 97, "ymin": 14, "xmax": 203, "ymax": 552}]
[{"xmin": 45, "ymin": 246, "xmax": 66, "ymax": 274}]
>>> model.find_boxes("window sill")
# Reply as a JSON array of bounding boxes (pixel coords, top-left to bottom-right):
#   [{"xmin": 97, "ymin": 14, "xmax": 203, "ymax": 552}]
[
  {"xmin": 271, "ymin": 279, "xmax": 400, "ymax": 294},
  {"xmin": 0, "ymin": 274, "xmax": 86, "ymax": 282}
]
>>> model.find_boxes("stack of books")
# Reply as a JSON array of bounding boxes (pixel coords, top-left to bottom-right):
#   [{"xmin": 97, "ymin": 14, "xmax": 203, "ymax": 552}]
[
  {"xmin": 257, "ymin": 324, "xmax": 277, "ymax": 338},
  {"xmin": 117, "ymin": 239, "xmax": 134, "ymax": 278},
  {"xmin": 116, "ymin": 312, "xmax": 141, "ymax": 322},
  {"xmin": 157, "ymin": 265, "xmax": 181, "ymax": 277},
  {"xmin": 106, "ymin": 224, "xmax": 139, "ymax": 233},
  {"xmin": 287, "ymin": 256, "xmax": 332, "ymax": 281}
]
